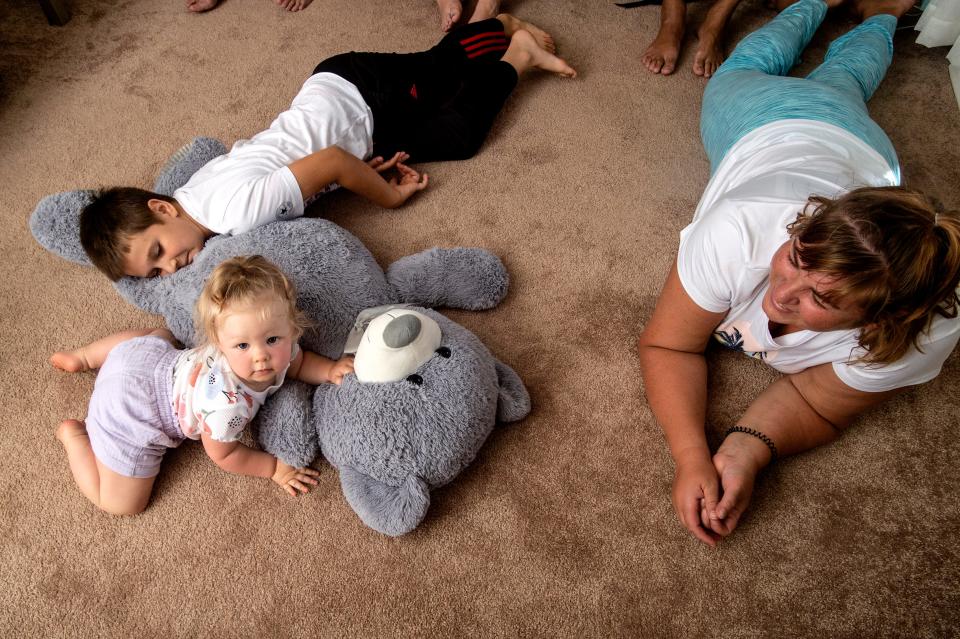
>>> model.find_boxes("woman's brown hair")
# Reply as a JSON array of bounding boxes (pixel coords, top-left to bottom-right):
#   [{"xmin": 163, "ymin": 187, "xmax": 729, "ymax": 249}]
[{"xmin": 788, "ymin": 186, "xmax": 960, "ymax": 365}]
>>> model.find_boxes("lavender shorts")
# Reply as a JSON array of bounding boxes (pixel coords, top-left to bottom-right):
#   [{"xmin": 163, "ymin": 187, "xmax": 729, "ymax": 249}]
[{"xmin": 86, "ymin": 336, "xmax": 184, "ymax": 478}]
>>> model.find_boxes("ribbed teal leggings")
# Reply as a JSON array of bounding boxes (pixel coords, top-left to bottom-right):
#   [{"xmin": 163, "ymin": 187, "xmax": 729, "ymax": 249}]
[{"xmin": 700, "ymin": 0, "xmax": 900, "ymax": 177}]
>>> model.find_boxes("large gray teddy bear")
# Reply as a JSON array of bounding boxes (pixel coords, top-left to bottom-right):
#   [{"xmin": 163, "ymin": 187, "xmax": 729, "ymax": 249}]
[{"xmin": 31, "ymin": 138, "xmax": 531, "ymax": 536}]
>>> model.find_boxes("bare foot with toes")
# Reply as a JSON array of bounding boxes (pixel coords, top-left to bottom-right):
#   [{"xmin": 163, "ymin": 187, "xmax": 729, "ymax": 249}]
[
  {"xmin": 503, "ymin": 29, "xmax": 577, "ymax": 77},
  {"xmin": 854, "ymin": 0, "xmax": 915, "ymax": 19},
  {"xmin": 186, "ymin": 0, "xmax": 218, "ymax": 12},
  {"xmin": 469, "ymin": 0, "xmax": 501, "ymax": 23},
  {"xmin": 437, "ymin": 0, "xmax": 463, "ymax": 31},
  {"xmin": 641, "ymin": 28, "xmax": 682, "ymax": 75},
  {"xmin": 692, "ymin": 27, "xmax": 724, "ymax": 77},
  {"xmin": 497, "ymin": 14, "xmax": 556, "ymax": 53},
  {"xmin": 50, "ymin": 349, "xmax": 91, "ymax": 373},
  {"xmin": 276, "ymin": 0, "xmax": 313, "ymax": 11}
]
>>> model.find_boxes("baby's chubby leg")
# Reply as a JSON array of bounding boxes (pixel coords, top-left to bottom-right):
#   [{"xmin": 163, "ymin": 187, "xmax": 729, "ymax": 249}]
[
  {"xmin": 56, "ymin": 420, "xmax": 156, "ymax": 515},
  {"xmin": 50, "ymin": 328, "xmax": 175, "ymax": 373}
]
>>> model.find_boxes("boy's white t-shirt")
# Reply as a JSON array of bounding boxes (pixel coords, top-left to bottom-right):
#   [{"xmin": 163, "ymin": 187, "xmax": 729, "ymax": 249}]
[
  {"xmin": 677, "ymin": 119, "xmax": 960, "ymax": 393},
  {"xmin": 174, "ymin": 72, "xmax": 374, "ymax": 236},
  {"xmin": 171, "ymin": 343, "xmax": 299, "ymax": 442}
]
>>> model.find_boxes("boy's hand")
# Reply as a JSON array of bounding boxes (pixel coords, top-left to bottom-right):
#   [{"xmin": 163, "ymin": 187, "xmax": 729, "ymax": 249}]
[
  {"xmin": 271, "ymin": 461, "xmax": 320, "ymax": 496},
  {"xmin": 389, "ymin": 162, "xmax": 429, "ymax": 204},
  {"xmin": 329, "ymin": 356, "xmax": 355, "ymax": 385},
  {"xmin": 367, "ymin": 151, "xmax": 410, "ymax": 173}
]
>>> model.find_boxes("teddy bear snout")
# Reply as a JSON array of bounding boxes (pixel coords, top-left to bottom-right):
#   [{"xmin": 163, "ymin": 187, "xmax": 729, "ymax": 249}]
[{"xmin": 383, "ymin": 314, "xmax": 421, "ymax": 348}]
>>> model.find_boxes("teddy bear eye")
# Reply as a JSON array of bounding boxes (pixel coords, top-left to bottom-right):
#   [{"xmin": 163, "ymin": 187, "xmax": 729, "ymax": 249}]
[
  {"xmin": 436, "ymin": 347, "xmax": 451, "ymax": 358},
  {"xmin": 406, "ymin": 374, "xmax": 423, "ymax": 386}
]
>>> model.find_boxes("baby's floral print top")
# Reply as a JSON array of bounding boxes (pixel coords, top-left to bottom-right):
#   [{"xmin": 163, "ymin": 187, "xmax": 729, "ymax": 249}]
[{"xmin": 170, "ymin": 343, "xmax": 295, "ymax": 442}]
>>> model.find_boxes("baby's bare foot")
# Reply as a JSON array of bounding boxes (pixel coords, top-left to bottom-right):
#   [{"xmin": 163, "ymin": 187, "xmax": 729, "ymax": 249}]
[
  {"xmin": 503, "ymin": 29, "xmax": 577, "ymax": 77},
  {"xmin": 56, "ymin": 419, "xmax": 87, "ymax": 443},
  {"xmin": 497, "ymin": 14, "xmax": 556, "ymax": 53},
  {"xmin": 437, "ymin": 0, "xmax": 463, "ymax": 31},
  {"xmin": 692, "ymin": 27, "xmax": 724, "ymax": 78},
  {"xmin": 50, "ymin": 349, "xmax": 91, "ymax": 373},
  {"xmin": 186, "ymin": 0, "xmax": 218, "ymax": 12},
  {"xmin": 641, "ymin": 27, "xmax": 682, "ymax": 75}
]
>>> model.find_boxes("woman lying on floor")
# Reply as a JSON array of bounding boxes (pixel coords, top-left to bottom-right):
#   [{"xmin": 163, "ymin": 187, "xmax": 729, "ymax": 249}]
[{"xmin": 637, "ymin": 0, "xmax": 960, "ymax": 546}]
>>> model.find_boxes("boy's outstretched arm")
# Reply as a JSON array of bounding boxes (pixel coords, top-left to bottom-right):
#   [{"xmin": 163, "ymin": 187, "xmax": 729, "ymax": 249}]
[{"xmin": 288, "ymin": 146, "xmax": 428, "ymax": 208}]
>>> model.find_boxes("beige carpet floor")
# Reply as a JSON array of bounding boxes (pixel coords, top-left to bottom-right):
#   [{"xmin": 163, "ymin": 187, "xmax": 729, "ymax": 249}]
[{"xmin": 2, "ymin": 0, "xmax": 958, "ymax": 636}]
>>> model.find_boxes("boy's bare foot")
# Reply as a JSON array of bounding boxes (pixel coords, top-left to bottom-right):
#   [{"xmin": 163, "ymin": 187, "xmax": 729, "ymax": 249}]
[
  {"xmin": 437, "ymin": 0, "xmax": 463, "ymax": 31},
  {"xmin": 186, "ymin": 0, "xmax": 218, "ymax": 11},
  {"xmin": 693, "ymin": 25, "xmax": 724, "ymax": 77},
  {"xmin": 641, "ymin": 25, "xmax": 683, "ymax": 75},
  {"xmin": 56, "ymin": 419, "xmax": 88, "ymax": 443},
  {"xmin": 276, "ymin": 0, "xmax": 313, "ymax": 10},
  {"xmin": 502, "ymin": 29, "xmax": 577, "ymax": 77},
  {"xmin": 50, "ymin": 349, "xmax": 92, "ymax": 373},
  {"xmin": 469, "ymin": 0, "xmax": 501, "ymax": 23},
  {"xmin": 496, "ymin": 14, "xmax": 557, "ymax": 53}
]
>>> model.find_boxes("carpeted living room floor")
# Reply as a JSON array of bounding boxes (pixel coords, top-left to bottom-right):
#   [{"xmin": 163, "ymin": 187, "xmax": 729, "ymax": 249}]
[{"xmin": 1, "ymin": 0, "xmax": 958, "ymax": 636}]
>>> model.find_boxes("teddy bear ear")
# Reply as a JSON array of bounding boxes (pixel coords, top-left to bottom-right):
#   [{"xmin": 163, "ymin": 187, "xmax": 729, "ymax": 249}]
[
  {"xmin": 29, "ymin": 190, "xmax": 95, "ymax": 266},
  {"xmin": 339, "ymin": 466, "xmax": 430, "ymax": 536},
  {"xmin": 152, "ymin": 137, "xmax": 227, "ymax": 195},
  {"xmin": 495, "ymin": 360, "xmax": 531, "ymax": 424}
]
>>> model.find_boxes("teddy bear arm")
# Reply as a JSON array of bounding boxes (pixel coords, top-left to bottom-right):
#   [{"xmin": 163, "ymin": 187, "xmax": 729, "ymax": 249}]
[
  {"xmin": 252, "ymin": 381, "xmax": 319, "ymax": 468},
  {"xmin": 386, "ymin": 247, "xmax": 509, "ymax": 311}
]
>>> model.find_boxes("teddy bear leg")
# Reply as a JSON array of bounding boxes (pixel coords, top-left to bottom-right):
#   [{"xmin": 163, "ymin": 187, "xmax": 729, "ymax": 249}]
[
  {"xmin": 386, "ymin": 247, "xmax": 509, "ymax": 310},
  {"xmin": 339, "ymin": 467, "xmax": 430, "ymax": 536}
]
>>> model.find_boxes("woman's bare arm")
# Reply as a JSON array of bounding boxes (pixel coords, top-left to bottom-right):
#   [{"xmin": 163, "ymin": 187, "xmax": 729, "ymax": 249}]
[
  {"xmin": 708, "ymin": 361, "xmax": 902, "ymax": 536},
  {"xmin": 637, "ymin": 262, "xmax": 728, "ymax": 545}
]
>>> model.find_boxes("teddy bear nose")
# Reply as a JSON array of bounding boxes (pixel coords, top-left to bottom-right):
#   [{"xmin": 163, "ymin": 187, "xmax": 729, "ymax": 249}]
[{"xmin": 383, "ymin": 314, "xmax": 422, "ymax": 348}]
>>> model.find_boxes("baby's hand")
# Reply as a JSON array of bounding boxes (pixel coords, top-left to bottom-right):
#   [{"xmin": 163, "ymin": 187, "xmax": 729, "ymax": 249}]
[
  {"xmin": 329, "ymin": 356, "xmax": 355, "ymax": 385},
  {"xmin": 271, "ymin": 461, "xmax": 320, "ymax": 496}
]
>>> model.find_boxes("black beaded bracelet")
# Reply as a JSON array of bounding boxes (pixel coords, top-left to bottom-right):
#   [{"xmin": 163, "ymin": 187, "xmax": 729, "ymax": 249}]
[{"xmin": 724, "ymin": 426, "xmax": 778, "ymax": 462}]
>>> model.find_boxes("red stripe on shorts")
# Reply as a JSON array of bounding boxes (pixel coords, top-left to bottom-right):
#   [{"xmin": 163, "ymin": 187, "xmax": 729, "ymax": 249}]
[
  {"xmin": 466, "ymin": 44, "xmax": 509, "ymax": 58},
  {"xmin": 460, "ymin": 31, "xmax": 507, "ymax": 45},
  {"xmin": 464, "ymin": 37, "xmax": 508, "ymax": 52}
]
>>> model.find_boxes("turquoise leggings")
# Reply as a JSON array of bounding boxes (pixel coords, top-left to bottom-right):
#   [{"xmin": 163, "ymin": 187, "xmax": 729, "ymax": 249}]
[{"xmin": 700, "ymin": 0, "xmax": 900, "ymax": 177}]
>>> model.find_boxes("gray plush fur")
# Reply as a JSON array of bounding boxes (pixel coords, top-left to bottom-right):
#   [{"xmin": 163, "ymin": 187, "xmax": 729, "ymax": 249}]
[{"xmin": 30, "ymin": 138, "xmax": 531, "ymax": 536}]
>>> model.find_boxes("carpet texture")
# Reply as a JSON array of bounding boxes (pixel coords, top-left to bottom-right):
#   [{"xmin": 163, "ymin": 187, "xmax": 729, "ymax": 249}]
[{"xmin": 1, "ymin": 0, "xmax": 958, "ymax": 636}]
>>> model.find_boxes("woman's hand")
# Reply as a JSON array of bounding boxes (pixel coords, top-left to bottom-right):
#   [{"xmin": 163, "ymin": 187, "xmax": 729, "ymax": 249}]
[
  {"xmin": 706, "ymin": 431, "xmax": 771, "ymax": 537},
  {"xmin": 672, "ymin": 449, "xmax": 723, "ymax": 547},
  {"xmin": 271, "ymin": 461, "xmax": 320, "ymax": 496}
]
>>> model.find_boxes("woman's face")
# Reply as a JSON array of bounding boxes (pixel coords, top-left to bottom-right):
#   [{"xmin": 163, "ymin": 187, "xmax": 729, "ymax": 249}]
[{"xmin": 762, "ymin": 239, "xmax": 864, "ymax": 333}]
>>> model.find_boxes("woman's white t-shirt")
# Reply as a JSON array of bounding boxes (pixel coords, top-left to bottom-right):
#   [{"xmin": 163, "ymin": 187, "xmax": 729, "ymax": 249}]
[{"xmin": 677, "ymin": 120, "xmax": 959, "ymax": 393}]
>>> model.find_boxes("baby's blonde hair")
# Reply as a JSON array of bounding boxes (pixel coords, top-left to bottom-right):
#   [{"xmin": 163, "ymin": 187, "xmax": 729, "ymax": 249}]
[{"xmin": 194, "ymin": 255, "xmax": 310, "ymax": 347}]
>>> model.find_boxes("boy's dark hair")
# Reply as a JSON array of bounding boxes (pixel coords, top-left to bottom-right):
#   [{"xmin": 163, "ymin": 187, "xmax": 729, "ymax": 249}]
[{"xmin": 80, "ymin": 187, "xmax": 174, "ymax": 281}]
